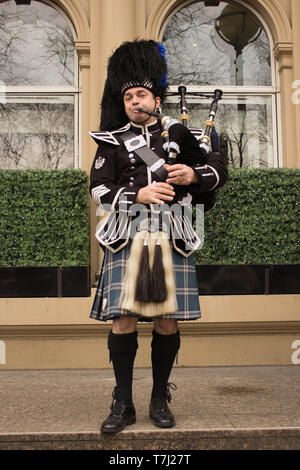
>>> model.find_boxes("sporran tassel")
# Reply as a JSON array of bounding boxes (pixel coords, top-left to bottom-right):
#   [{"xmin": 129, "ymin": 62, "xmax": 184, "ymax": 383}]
[
  {"xmin": 135, "ymin": 237, "xmax": 152, "ymax": 302},
  {"xmin": 150, "ymin": 238, "xmax": 167, "ymax": 302}
]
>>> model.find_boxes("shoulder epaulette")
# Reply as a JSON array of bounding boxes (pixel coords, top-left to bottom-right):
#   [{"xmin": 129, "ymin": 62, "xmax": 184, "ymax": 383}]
[{"xmin": 89, "ymin": 123, "xmax": 131, "ymax": 146}]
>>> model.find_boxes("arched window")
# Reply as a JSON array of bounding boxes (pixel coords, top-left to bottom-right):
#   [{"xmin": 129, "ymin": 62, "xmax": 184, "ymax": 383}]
[
  {"xmin": 0, "ymin": 0, "xmax": 79, "ymax": 169},
  {"xmin": 162, "ymin": 0, "xmax": 278, "ymax": 168}
]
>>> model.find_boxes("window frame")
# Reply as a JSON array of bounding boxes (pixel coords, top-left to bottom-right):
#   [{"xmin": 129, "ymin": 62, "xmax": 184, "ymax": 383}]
[{"xmin": 0, "ymin": 0, "xmax": 81, "ymax": 169}]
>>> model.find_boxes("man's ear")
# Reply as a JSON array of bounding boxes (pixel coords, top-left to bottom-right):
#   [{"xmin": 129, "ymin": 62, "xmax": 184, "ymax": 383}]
[{"xmin": 155, "ymin": 96, "xmax": 161, "ymax": 111}]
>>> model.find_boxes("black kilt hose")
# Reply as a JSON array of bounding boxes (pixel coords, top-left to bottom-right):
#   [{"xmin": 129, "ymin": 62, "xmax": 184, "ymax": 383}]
[{"xmin": 89, "ymin": 121, "xmax": 228, "ymax": 322}]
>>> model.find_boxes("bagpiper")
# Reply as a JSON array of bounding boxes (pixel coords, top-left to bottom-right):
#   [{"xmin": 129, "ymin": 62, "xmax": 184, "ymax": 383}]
[{"xmin": 89, "ymin": 39, "xmax": 228, "ymax": 433}]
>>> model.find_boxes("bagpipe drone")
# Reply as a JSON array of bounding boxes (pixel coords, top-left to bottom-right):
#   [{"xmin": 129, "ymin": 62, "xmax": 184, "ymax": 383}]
[{"xmin": 137, "ymin": 85, "xmax": 223, "ymax": 175}]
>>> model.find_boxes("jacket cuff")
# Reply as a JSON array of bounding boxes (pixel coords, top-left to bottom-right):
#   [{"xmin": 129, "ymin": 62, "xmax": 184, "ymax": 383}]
[
  {"xmin": 192, "ymin": 164, "xmax": 219, "ymax": 192},
  {"xmin": 114, "ymin": 186, "xmax": 140, "ymax": 213}
]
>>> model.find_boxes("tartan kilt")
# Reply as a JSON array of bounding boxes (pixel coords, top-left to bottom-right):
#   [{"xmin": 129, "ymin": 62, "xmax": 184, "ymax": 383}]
[{"xmin": 90, "ymin": 242, "xmax": 201, "ymax": 322}]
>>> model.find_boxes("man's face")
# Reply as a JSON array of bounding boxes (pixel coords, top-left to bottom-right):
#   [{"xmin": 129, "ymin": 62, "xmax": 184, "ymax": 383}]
[{"xmin": 123, "ymin": 87, "xmax": 161, "ymax": 125}]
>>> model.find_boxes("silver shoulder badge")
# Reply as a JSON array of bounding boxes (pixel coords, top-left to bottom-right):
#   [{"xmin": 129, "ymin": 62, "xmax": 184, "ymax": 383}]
[{"xmin": 95, "ymin": 155, "xmax": 106, "ymax": 169}]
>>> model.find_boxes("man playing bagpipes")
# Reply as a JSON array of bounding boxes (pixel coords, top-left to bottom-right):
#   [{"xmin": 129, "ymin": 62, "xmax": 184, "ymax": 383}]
[{"xmin": 89, "ymin": 40, "xmax": 228, "ymax": 433}]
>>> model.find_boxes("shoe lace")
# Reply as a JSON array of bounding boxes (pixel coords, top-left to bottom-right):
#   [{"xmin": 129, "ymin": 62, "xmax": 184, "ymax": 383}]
[
  {"xmin": 165, "ymin": 382, "xmax": 177, "ymax": 403},
  {"xmin": 110, "ymin": 387, "xmax": 128, "ymax": 416}
]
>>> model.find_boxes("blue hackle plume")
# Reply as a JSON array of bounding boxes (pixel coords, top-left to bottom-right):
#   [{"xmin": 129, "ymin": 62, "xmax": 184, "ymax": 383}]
[{"xmin": 157, "ymin": 43, "xmax": 168, "ymax": 87}]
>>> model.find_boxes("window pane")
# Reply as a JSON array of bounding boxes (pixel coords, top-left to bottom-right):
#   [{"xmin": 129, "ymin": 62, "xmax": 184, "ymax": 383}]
[
  {"xmin": 0, "ymin": 96, "xmax": 74, "ymax": 169},
  {"xmin": 163, "ymin": 94, "xmax": 274, "ymax": 168},
  {"xmin": 0, "ymin": 0, "xmax": 74, "ymax": 86},
  {"xmin": 163, "ymin": 1, "xmax": 271, "ymax": 86}
]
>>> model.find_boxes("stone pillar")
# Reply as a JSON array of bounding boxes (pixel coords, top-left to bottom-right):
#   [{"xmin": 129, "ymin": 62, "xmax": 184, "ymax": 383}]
[
  {"xmin": 99, "ymin": 0, "xmax": 136, "ymax": 67},
  {"xmin": 88, "ymin": 0, "xmax": 103, "ymax": 280},
  {"xmin": 274, "ymin": 42, "xmax": 296, "ymax": 167},
  {"xmin": 88, "ymin": 0, "xmax": 138, "ymax": 279},
  {"xmin": 136, "ymin": 0, "xmax": 146, "ymax": 38},
  {"xmin": 291, "ymin": 0, "xmax": 300, "ymax": 168}
]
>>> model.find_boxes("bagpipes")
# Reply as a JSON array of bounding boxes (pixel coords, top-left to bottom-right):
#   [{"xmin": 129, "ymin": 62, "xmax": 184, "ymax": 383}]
[
  {"xmin": 136, "ymin": 86, "xmax": 223, "ymax": 210},
  {"xmin": 137, "ymin": 86, "xmax": 223, "ymax": 168},
  {"xmin": 119, "ymin": 87, "xmax": 223, "ymax": 316}
]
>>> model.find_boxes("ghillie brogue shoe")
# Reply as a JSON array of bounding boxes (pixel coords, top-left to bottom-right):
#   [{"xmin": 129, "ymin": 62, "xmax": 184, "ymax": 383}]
[
  {"xmin": 101, "ymin": 387, "xmax": 136, "ymax": 433},
  {"xmin": 149, "ymin": 382, "xmax": 177, "ymax": 428}
]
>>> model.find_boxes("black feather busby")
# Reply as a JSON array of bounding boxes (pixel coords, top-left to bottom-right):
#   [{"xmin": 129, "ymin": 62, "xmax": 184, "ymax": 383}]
[{"xmin": 100, "ymin": 39, "xmax": 168, "ymax": 131}]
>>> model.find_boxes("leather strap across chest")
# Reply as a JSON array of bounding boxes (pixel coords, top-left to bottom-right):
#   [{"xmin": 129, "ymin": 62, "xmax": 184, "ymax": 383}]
[{"xmin": 119, "ymin": 130, "xmax": 168, "ymax": 181}]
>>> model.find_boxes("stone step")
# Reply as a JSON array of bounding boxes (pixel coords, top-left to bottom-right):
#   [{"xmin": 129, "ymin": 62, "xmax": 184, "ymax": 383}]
[
  {"xmin": 0, "ymin": 366, "xmax": 299, "ymax": 450},
  {"xmin": 1, "ymin": 427, "xmax": 300, "ymax": 450}
]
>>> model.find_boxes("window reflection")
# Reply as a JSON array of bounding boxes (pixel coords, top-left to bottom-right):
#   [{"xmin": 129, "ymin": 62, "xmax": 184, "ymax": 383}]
[
  {"xmin": 0, "ymin": 98, "xmax": 74, "ymax": 169},
  {"xmin": 163, "ymin": 95, "xmax": 273, "ymax": 168},
  {"xmin": 0, "ymin": 0, "xmax": 74, "ymax": 86},
  {"xmin": 162, "ymin": 1, "xmax": 271, "ymax": 86}
]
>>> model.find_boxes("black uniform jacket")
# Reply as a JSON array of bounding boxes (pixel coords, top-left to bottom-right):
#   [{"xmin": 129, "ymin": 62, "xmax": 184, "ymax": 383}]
[{"xmin": 89, "ymin": 120, "xmax": 228, "ymax": 253}]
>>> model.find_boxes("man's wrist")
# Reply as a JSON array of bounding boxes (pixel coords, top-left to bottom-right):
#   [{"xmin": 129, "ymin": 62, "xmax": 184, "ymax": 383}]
[
  {"xmin": 136, "ymin": 188, "xmax": 143, "ymax": 203},
  {"xmin": 190, "ymin": 168, "xmax": 200, "ymax": 184}
]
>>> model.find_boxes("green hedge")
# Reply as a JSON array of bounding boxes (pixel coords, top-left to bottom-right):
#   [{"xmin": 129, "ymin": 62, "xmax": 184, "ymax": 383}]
[
  {"xmin": 0, "ymin": 170, "xmax": 90, "ymax": 266},
  {"xmin": 1, "ymin": 168, "xmax": 299, "ymax": 267},
  {"xmin": 194, "ymin": 168, "xmax": 300, "ymax": 265}
]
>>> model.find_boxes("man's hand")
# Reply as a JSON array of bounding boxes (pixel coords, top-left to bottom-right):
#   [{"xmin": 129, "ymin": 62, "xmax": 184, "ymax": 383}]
[
  {"xmin": 164, "ymin": 164, "xmax": 200, "ymax": 185},
  {"xmin": 136, "ymin": 182, "xmax": 175, "ymax": 205}
]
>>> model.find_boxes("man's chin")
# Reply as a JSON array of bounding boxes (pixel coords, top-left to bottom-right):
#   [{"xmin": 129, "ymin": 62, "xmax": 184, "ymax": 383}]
[{"xmin": 130, "ymin": 112, "xmax": 154, "ymax": 125}]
